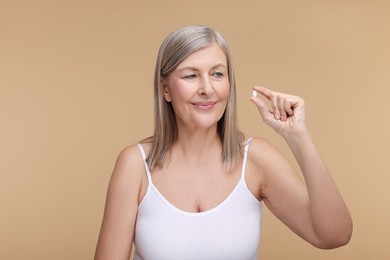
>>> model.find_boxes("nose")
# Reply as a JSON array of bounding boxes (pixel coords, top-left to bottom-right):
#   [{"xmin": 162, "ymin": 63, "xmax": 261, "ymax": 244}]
[{"xmin": 198, "ymin": 77, "xmax": 214, "ymax": 96}]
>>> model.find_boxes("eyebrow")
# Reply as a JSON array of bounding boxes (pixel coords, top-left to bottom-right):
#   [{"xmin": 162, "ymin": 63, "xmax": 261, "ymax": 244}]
[{"xmin": 178, "ymin": 63, "xmax": 228, "ymax": 72}]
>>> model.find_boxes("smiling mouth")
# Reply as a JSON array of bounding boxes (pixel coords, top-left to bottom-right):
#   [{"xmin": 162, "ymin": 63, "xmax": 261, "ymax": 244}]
[{"xmin": 191, "ymin": 102, "xmax": 217, "ymax": 110}]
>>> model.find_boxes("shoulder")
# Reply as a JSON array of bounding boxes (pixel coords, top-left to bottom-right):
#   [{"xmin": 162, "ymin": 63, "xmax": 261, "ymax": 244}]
[
  {"xmin": 115, "ymin": 144, "xmax": 144, "ymax": 170},
  {"xmin": 246, "ymin": 136, "xmax": 291, "ymax": 174},
  {"xmin": 108, "ymin": 143, "xmax": 150, "ymax": 198},
  {"xmin": 247, "ymin": 137, "xmax": 282, "ymax": 160},
  {"xmin": 242, "ymin": 136, "xmax": 281, "ymax": 199},
  {"xmin": 244, "ymin": 136, "xmax": 295, "ymax": 199},
  {"xmin": 115, "ymin": 137, "xmax": 153, "ymax": 169}
]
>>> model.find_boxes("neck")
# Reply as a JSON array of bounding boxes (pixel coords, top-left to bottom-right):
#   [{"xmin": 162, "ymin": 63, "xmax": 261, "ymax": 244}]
[{"xmin": 172, "ymin": 126, "xmax": 223, "ymax": 165}]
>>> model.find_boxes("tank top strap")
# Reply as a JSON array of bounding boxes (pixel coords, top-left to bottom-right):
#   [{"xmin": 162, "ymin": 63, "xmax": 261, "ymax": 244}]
[
  {"xmin": 137, "ymin": 144, "xmax": 153, "ymax": 184},
  {"xmin": 241, "ymin": 137, "xmax": 254, "ymax": 178}
]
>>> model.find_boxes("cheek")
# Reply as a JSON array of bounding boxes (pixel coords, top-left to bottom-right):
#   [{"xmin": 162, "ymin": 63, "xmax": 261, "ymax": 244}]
[
  {"xmin": 171, "ymin": 87, "xmax": 192, "ymax": 103},
  {"xmin": 167, "ymin": 81, "xmax": 188, "ymax": 102},
  {"xmin": 218, "ymin": 82, "xmax": 231, "ymax": 100}
]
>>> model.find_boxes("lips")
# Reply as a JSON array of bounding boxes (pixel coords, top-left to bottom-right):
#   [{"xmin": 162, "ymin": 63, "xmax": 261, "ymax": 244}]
[{"xmin": 191, "ymin": 102, "xmax": 217, "ymax": 111}]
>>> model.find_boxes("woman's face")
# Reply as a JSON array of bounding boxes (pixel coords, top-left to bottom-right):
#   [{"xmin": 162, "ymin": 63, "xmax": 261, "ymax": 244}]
[{"xmin": 163, "ymin": 43, "xmax": 230, "ymax": 131}]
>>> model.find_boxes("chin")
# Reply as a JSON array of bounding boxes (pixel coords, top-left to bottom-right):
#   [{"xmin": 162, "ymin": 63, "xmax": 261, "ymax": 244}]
[{"xmin": 192, "ymin": 117, "xmax": 222, "ymax": 130}]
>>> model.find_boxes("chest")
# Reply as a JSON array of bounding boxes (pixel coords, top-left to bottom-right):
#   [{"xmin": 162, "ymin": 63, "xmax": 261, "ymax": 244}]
[
  {"xmin": 135, "ymin": 179, "xmax": 262, "ymax": 260},
  {"xmin": 151, "ymin": 163, "xmax": 242, "ymax": 213}
]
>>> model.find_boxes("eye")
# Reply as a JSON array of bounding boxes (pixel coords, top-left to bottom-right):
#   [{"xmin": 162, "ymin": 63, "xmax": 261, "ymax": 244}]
[
  {"xmin": 212, "ymin": 72, "xmax": 224, "ymax": 78},
  {"xmin": 183, "ymin": 74, "xmax": 196, "ymax": 79}
]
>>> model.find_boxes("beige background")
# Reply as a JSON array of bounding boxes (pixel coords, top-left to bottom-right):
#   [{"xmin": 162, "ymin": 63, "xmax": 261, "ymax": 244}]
[{"xmin": 1, "ymin": 0, "xmax": 389, "ymax": 259}]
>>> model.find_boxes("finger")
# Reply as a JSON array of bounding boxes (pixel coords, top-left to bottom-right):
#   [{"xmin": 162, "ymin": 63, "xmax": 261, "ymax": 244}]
[
  {"xmin": 250, "ymin": 96, "xmax": 273, "ymax": 122},
  {"xmin": 284, "ymin": 98, "xmax": 294, "ymax": 116},
  {"xmin": 254, "ymin": 86, "xmax": 281, "ymax": 120},
  {"xmin": 271, "ymin": 93, "xmax": 281, "ymax": 120},
  {"xmin": 277, "ymin": 96, "xmax": 287, "ymax": 121},
  {"xmin": 254, "ymin": 86, "xmax": 274, "ymax": 101}
]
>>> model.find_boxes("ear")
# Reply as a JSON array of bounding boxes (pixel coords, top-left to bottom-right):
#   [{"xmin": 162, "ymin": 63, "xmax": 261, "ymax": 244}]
[{"xmin": 162, "ymin": 80, "xmax": 172, "ymax": 102}]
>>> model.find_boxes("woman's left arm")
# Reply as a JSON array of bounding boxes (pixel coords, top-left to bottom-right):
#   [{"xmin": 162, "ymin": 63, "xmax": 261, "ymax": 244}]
[{"xmin": 251, "ymin": 86, "xmax": 353, "ymax": 249}]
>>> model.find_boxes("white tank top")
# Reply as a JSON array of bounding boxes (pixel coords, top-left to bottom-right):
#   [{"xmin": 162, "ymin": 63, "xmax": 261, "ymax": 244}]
[{"xmin": 134, "ymin": 138, "xmax": 262, "ymax": 260}]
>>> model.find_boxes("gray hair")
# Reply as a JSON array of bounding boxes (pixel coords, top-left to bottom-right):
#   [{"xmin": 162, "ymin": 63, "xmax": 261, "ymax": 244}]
[{"xmin": 147, "ymin": 25, "xmax": 243, "ymax": 169}]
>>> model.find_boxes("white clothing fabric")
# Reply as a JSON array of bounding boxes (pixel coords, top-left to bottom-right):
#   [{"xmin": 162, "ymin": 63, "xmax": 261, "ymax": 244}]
[{"xmin": 134, "ymin": 138, "xmax": 262, "ymax": 260}]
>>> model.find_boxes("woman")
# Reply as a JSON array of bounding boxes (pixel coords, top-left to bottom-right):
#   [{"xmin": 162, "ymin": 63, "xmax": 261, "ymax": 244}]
[{"xmin": 94, "ymin": 25, "xmax": 352, "ymax": 260}]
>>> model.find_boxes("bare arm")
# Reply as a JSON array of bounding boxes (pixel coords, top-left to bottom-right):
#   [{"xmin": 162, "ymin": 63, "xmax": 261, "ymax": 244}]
[
  {"xmin": 250, "ymin": 86, "xmax": 353, "ymax": 249},
  {"xmin": 94, "ymin": 145, "xmax": 144, "ymax": 259}
]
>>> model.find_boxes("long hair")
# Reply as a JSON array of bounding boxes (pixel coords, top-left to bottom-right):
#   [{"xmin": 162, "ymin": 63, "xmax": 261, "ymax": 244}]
[{"xmin": 147, "ymin": 25, "xmax": 243, "ymax": 169}]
